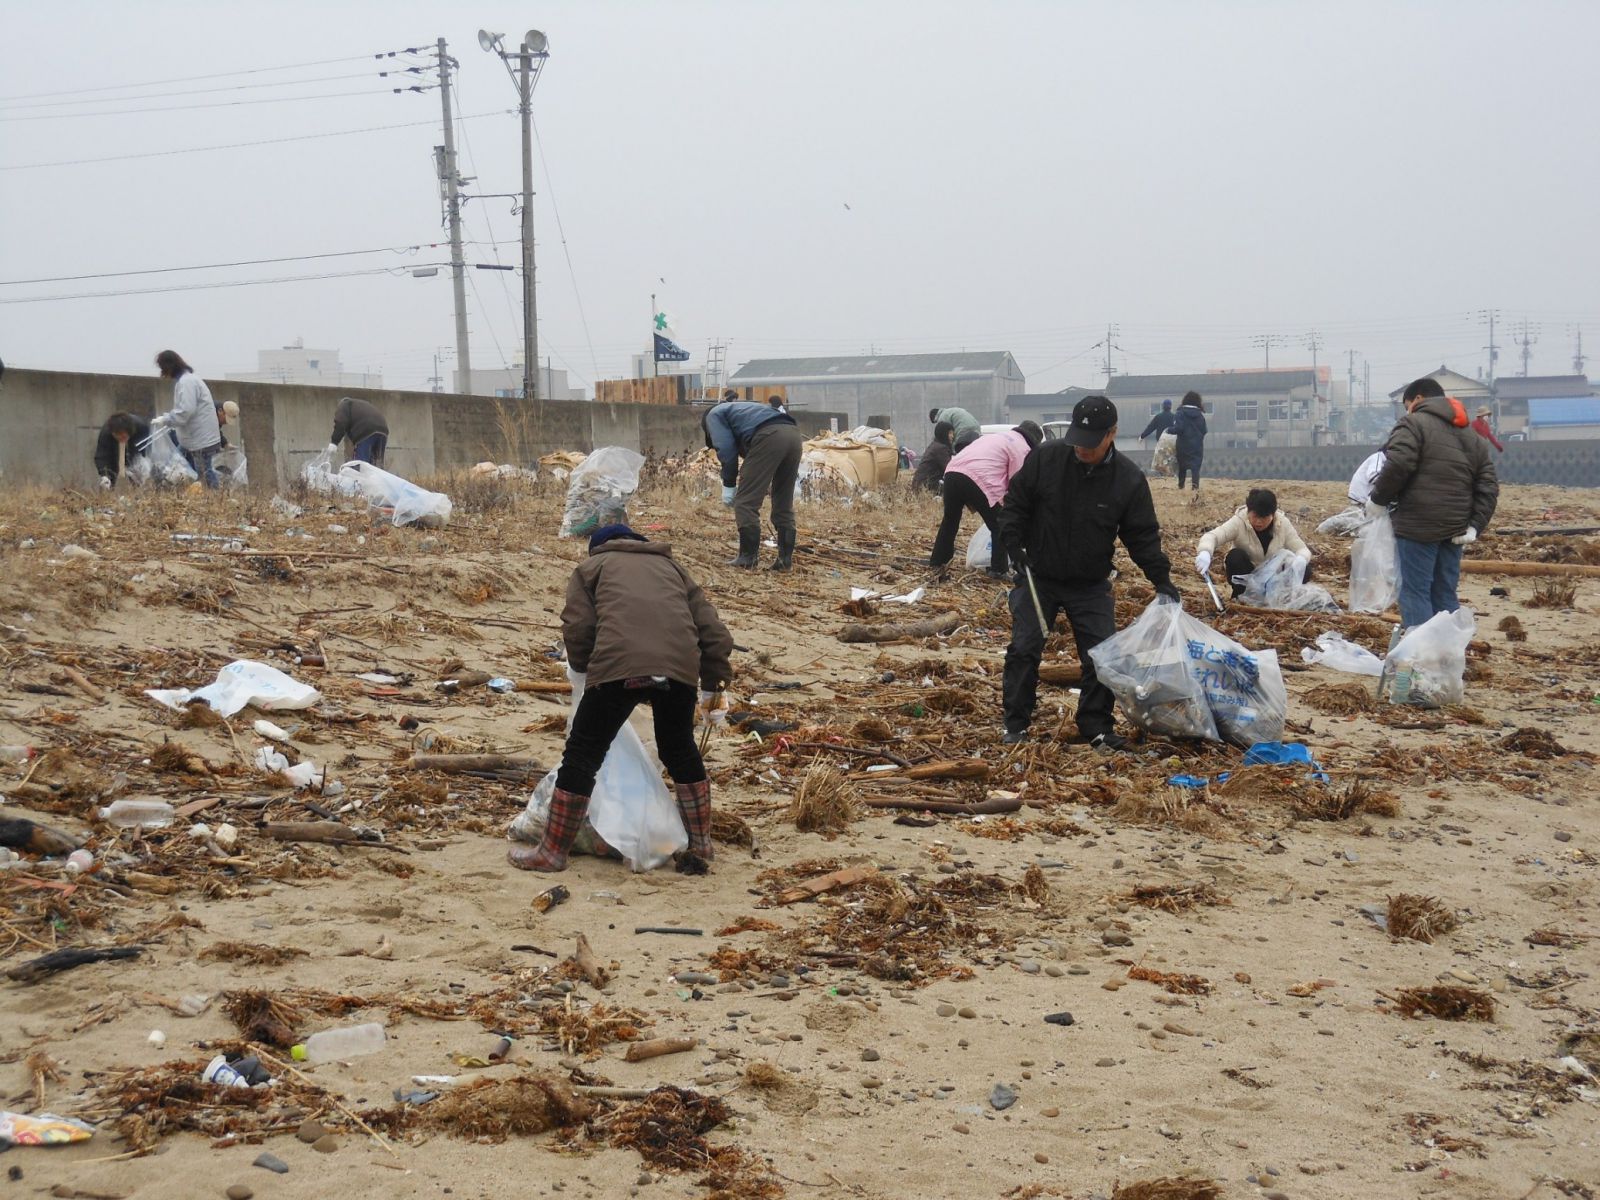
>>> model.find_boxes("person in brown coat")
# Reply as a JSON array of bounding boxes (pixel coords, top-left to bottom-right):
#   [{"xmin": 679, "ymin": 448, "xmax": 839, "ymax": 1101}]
[{"xmin": 510, "ymin": 524, "xmax": 734, "ymax": 874}]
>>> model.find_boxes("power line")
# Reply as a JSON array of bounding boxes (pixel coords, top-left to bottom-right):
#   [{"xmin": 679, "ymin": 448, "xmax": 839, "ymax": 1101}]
[
  {"xmin": 0, "ymin": 110, "xmax": 503, "ymax": 171},
  {"xmin": 0, "ymin": 49, "xmax": 430, "ymax": 103},
  {"xmin": 0, "ymin": 69, "xmax": 429, "ymax": 111},
  {"xmin": 530, "ymin": 113, "xmax": 601, "ymax": 384},
  {"xmin": 0, "ymin": 86, "xmax": 436, "ymax": 122},
  {"xmin": 0, "ymin": 265, "xmax": 449, "ymax": 305}
]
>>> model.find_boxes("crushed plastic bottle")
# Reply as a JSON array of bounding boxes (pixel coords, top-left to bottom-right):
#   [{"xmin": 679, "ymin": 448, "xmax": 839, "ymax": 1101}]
[
  {"xmin": 98, "ymin": 799, "xmax": 175, "ymax": 829},
  {"xmin": 1, "ymin": 745, "xmax": 35, "ymax": 764},
  {"xmin": 291, "ymin": 1021, "xmax": 387, "ymax": 1063}
]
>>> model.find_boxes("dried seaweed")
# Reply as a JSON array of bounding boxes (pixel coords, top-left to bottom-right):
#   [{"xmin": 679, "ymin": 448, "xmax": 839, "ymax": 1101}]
[
  {"xmin": 1525, "ymin": 579, "xmax": 1577, "ymax": 609},
  {"xmin": 1128, "ymin": 965, "xmax": 1212, "ymax": 995},
  {"xmin": 1497, "ymin": 614, "xmax": 1528, "ymax": 642},
  {"xmin": 1389, "ymin": 985, "xmax": 1496, "ymax": 1021},
  {"xmin": 421, "ymin": 1074, "xmax": 593, "ymax": 1141},
  {"xmin": 599, "ymin": 1086, "xmax": 781, "ymax": 1198},
  {"xmin": 1501, "ymin": 727, "xmax": 1569, "ymax": 759},
  {"xmin": 1386, "ymin": 894, "xmax": 1458, "ymax": 944},
  {"xmin": 199, "ymin": 941, "xmax": 309, "ymax": 966},
  {"xmin": 788, "ymin": 764, "xmax": 860, "ymax": 834},
  {"xmin": 1111, "ymin": 1179, "xmax": 1223, "ymax": 1200},
  {"xmin": 1304, "ymin": 682, "xmax": 1377, "ymax": 714},
  {"xmin": 1123, "ymin": 882, "xmax": 1229, "ymax": 912}
]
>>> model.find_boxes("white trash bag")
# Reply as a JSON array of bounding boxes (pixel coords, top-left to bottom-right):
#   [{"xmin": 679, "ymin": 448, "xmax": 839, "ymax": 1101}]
[
  {"xmin": 1235, "ymin": 551, "xmax": 1341, "ymax": 613},
  {"xmin": 342, "ymin": 461, "xmax": 452, "ymax": 528},
  {"xmin": 560, "ymin": 447, "xmax": 645, "ymax": 538},
  {"xmin": 213, "ymin": 447, "xmax": 248, "ymax": 488},
  {"xmin": 510, "ymin": 670, "xmax": 687, "ymax": 871},
  {"xmin": 1300, "ymin": 631, "xmax": 1383, "ymax": 676},
  {"xmin": 134, "ymin": 429, "xmax": 198, "ymax": 487},
  {"xmin": 302, "ymin": 447, "xmax": 361, "ymax": 496},
  {"xmin": 1316, "ymin": 506, "xmax": 1369, "ymax": 537},
  {"xmin": 146, "ymin": 659, "xmax": 321, "ymax": 718},
  {"xmin": 965, "ymin": 527, "xmax": 993, "ymax": 569},
  {"xmin": 1382, "ymin": 607, "xmax": 1475, "ymax": 708},
  {"xmin": 1151, "ymin": 430, "xmax": 1178, "ymax": 477},
  {"xmin": 1090, "ymin": 598, "xmax": 1286, "ymax": 747},
  {"xmin": 1349, "ymin": 509, "xmax": 1399, "ymax": 614}
]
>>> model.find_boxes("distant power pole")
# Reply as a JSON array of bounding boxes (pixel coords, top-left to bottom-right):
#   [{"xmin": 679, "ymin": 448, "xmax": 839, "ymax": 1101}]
[
  {"xmin": 1102, "ymin": 323, "xmax": 1120, "ymax": 383},
  {"xmin": 1345, "ymin": 348, "xmax": 1357, "ymax": 441},
  {"xmin": 1572, "ymin": 326, "xmax": 1586, "ymax": 375},
  {"xmin": 1477, "ymin": 308, "xmax": 1500, "ymax": 387},
  {"xmin": 435, "ymin": 38, "xmax": 472, "ymax": 394},
  {"xmin": 1514, "ymin": 319, "xmax": 1539, "ymax": 377},
  {"xmin": 1250, "ymin": 333, "xmax": 1286, "ymax": 370}
]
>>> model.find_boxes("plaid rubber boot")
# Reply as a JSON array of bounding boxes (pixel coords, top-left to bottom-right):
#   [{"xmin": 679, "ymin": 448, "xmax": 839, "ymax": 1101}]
[
  {"xmin": 673, "ymin": 779, "xmax": 714, "ymax": 863},
  {"xmin": 507, "ymin": 787, "xmax": 589, "ymax": 872}
]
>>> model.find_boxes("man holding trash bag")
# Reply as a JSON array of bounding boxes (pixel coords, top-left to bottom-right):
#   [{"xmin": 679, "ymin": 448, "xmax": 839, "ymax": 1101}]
[
  {"xmin": 510, "ymin": 524, "xmax": 733, "ymax": 875},
  {"xmin": 996, "ymin": 395, "xmax": 1180, "ymax": 750},
  {"xmin": 703, "ymin": 398, "xmax": 803, "ymax": 570},
  {"xmin": 329, "ymin": 396, "xmax": 389, "ymax": 466},
  {"xmin": 1369, "ymin": 377, "xmax": 1498, "ymax": 629}
]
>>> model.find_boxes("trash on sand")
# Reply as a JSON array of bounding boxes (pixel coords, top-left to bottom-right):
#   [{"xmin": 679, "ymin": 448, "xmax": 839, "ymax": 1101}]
[
  {"xmin": 0, "ymin": 1110, "xmax": 96, "ymax": 1146},
  {"xmin": 342, "ymin": 461, "xmax": 453, "ymax": 528},
  {"xmin": 302, "ymin": 447, "xmax": 361, "ymax": 496},
  {"xmin": 253, "ymin": 719, "xmax": 291, "ymax": 742},
  {"xmin": 1381, "ymin": 607, "xmax": 1475, "ymax": 708},
  {"xmin": 1350, "ymin": 509, "xmax": 1399, "ymax": 614},
  {"xmin": 1301, "ymin": 632, "xmax": 1383, "ymax": 676},
  {"xmin": 1234, "ymin": 551, "xmax": 1341, "ymax": 613},
  {"xmin": 146, "ymin": 659, "xmax": 321, "ymax": 718},
  {"xmin": 559, "ymin": 446, "xmax": 644, "ymax": 538},
  {"xmin": 291, "ymin": 1021, "xmax": 387, "ymax": 1063}
]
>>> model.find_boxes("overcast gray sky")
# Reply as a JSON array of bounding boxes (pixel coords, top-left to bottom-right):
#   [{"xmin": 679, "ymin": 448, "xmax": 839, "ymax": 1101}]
[{"xmin": 3, "ymin": 0, "xmax": 1596, "ymax": 397}]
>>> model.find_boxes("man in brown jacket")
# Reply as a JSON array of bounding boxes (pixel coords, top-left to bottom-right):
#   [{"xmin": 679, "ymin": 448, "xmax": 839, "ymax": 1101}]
[{"xmin": 510, "ymin": 524, "xmax": 734, "ymax": 874}]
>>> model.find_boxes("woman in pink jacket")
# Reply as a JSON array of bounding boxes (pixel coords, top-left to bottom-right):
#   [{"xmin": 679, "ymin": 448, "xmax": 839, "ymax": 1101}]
[{"xmin": 929, "ymin": 422, "xmax": 1043, "ymax": 576}]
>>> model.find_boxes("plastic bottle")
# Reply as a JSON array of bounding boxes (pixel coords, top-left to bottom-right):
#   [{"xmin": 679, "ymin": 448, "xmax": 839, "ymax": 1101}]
[
  {"xmin": 98, "ymin": 799, "xmax": 175, "ymax": 829},
  {"xmin": 1, "ymin": 745, "xmax": 34, "ymax": 764},
  {"xmin": 291, "ymin": 1021, "xmax": 386, "ymax": 1063},
  {"xmin": 203, "ymin": 1055, "xmax": 252, "ymax": 1089}
]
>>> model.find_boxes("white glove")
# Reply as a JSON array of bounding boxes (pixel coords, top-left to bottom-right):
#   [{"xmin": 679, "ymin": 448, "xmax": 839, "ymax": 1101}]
[
  {"xmin": 1364, "ymin": 500, "xmax": 1385, "ymax": 519},
  {"xmin": 150, "ymin": 412, "xmax": 173, "ymax": 429},
  {"xmin": 698, "ymin": 689, "xmax": 728, "ymax": 726},
  {"xmin": 721, "ymin": 485, "xmax": 736, "ymax": 507},
  {"xmin": 99, "ymin": 475, "xmax": 113, "ymax": 490},
  {"xmin": 1452, "ymin": 526, "xmax": 1477, "ymax": 545},
  {"xmin": 327, "ymin": 442, "xmax": 340, "ymax": 456},
  {"xmin": 1194, "ymin": 550, "xmax": 1212, "ymax": 575}
]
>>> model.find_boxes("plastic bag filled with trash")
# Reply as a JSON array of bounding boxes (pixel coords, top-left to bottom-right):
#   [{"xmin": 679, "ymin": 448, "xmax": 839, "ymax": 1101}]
[
  {"xmin": 130, "ymin": 429, "xmax": 198, "ymax": 487},
  {"xmin": 342, "ymin": 461, "xmax": 453, "ymax": 528},
  {"xmin": 1150, "ymin": 431, "xmax": 1178, "ymax": 477},
  {"xmin": 510, "ymin": 669, "xmax": 687, "ymax": 871},
  {"xmin": 1381, "ymin": 606, "xmax": 1475, "ymax": 708},
  {"xmin": 213, "ymin": 446, "xmax": 248, "ymax": 488},
  {"xmin": 1234, "ymin": 551, "xmax": 1341, "ymax": 613},
  {"xmin": 965, "ymin": 526, "xmax": 993, "ymax": 569},
  {"xmin": 1090, "ymin": 597, "xmax": 1286, "ymax": 747},
  {"xmin": 560, "ymin": 446, "xmax": 644, "ymax": 538},
  {"xmin": 301, "ymin": 447, "xmax": 361, "ymax": 497},
  {"xmin": 1349, "ymin": 509, "xmax": 1399, "ymax": 614},
  {"xmin": 1316, "ymin": 506, "xmax": 1369, "ymax": 537}
]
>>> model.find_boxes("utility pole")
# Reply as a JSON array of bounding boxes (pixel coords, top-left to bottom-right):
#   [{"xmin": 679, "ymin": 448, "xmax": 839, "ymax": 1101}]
[
  {"xmin": 435, "ymin": 38, "xmax": 471, "ymax": 394},
  {"xmin": 1250, "ymin": 333, "xmax": 1285, "ymax": 371},
  {"xmin": 1305, "ymin": 331, "xmax": 1322, "ymax": 443},
  {"xmin": 1102, "ymin": 323, "xmax": 1120, "ymax": 384},
  {"xmin": 1478, "ymin": 308, "xmax": 1500, "ymax": 387},
  {"xmin": 519, "ymin": 46, "xmax": 538, "ymax": 401},
  {"xmin": 1345, "ymin": 348, "xmax": 1357, "ymax": 442},
  {"xmin": 1572, "ymin": 326, "xmax": 1586, "ymax": 375},
  {"xmin": 1514, "ymin": 319, "xmax": 1538, "ymax": 377}
]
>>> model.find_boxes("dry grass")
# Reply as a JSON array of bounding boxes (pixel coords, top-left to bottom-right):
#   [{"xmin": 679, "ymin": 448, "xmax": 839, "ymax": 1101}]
[
  {"xmin": 1304, "ymin": 681, "xmax": 1377, "ymax": 714},
  {"xmin": 422, "ymin": 1074, "xmax": 594, "ymax": 1141},
  {"xmin": 1389, "ymin": 985, "xmax": 1496, "ymax": 1021},
  {"xmin": 788, "ymin": 764, "xmax": 860, "ymax": 834},
  {"xmin": 198, "ymin": 941, "xmax": 309, "ymax": 966},
  {"xmin": 1122, "ymin": 882, "xmax": 1229, "ymax": 912},
  {"xmin": 1111, "ymin": 1179, "xmax": 1223, "ymax": 1200},
  {"xmin": 1386, "ymin": 894, "xmax": 1459, "ymax": 944},
  {"xmin": 1525, "ymin": 579, "xmax": 1578, "ymax": 609}
]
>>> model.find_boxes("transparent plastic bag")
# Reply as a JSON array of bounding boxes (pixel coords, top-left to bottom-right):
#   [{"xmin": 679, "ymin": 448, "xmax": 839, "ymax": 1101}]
[
  {"xmin": 560, "ymin": 447, "xmax": 644, "ymax": 538},
  {"xmin": 1090, "ymin": 598, "xmax": 1286, "ymax": 746},
  {"xmin": 341, "ymin": 461, "xmax": 453, "ymax": 528},
  {"xmin": 146, "ymin": 659, "xmax": 321, "ymax": 717},
  {"xmin": 1151, "ymin": 431, "xmax": 1178, "ymax": 476},
  {"xmin": 510, "ymin": 669, "xmax": 687, "ymax": 871},
  {"xmin": 1383, "ymin": 607, "xmax": 1475, "ymax": 708},
  {"xmin": 213, "ymin": 447, "xmax": 248, "ymax": 488},
  {"xmin": 302, "ymin": 447, "xmax": 361, "ymax": 496},
  {"xmin": 965, "ymin": 527, "xmax": 992, "ymax": 568},
  {"xmin": 1316, "ymin": 506, "xmax": 1369, "ymax": 537},
  {"xmin": 137, "ymin": 429, "xmax": 198, "ymax": 487},
  {"xmin": 1300, "ymin": 631, "xmax": 1383, "ymax": 676},
  {"xmin": 1349, "ymin": 510, "xmax": 1398, "ymax": 614},
  {"xmin": 1235, "ymin": 551, "xmax": 1341, "ymax": 613}
]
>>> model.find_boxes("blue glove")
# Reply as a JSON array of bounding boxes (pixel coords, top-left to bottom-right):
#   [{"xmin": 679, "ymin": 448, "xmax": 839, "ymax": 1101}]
[{"xmin": 721, "ymin": 485, "xmax": 736, "ymax": 507}]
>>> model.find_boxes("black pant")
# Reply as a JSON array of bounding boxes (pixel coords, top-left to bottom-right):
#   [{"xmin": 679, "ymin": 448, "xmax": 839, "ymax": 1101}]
[
  {"xmin": 952, "ymin": 430, "xmax": 981, "ymax": 453},
  {"xmin": 1002, "ymin": 577, "xmax": 1117, "ymax": 738},
  {"xmin": 929, "ymin": 471, "xmax": 1008, "ymax": 573},
  {"xmin": 555, "ymin": 680, "xmax": 707, "ymax": 796},
  {"xmin": 1176, "ymin": 455, "xmax": 1201, "ymax": 490},
  {"xmin": 1223, "ymin": 547, "xmax": 1313, "ymax": 598}
]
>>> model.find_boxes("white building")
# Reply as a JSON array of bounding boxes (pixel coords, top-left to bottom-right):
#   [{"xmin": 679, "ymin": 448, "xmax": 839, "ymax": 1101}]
[
  {"xmin": 226, "ymin": 338, "xmax": 381, "ymax": 388},
  {"xmin": 453, "ymin": 364, "xmax": 585, "ymax": 401}
]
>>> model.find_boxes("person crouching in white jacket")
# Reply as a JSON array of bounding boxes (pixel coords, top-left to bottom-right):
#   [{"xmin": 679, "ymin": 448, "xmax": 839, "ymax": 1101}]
[{"xmin": 1195, "ymin": 488, "xmax": 1311, "ymax": 599}]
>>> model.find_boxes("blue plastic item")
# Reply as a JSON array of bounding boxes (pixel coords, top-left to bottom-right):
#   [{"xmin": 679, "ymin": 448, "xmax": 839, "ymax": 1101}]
[{"xmin": 1241, "ymin": 741, "xmax": 1328, "ymax": 782}]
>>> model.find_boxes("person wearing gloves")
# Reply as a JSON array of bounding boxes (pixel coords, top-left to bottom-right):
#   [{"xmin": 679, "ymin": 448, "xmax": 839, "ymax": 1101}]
[
  {"xmin": 1369, "ymin": 377, "xmax": 1499, "ymax": 629},
  {"xmin": 702, "ymin": 398, "xmax": 803, "ymax": 570},
  {"xmin": 911, "ymin": 421, "xmax": 955, "ymax": 493},
  {"xmin": 510, "ymin": 523, "xmax": 734, "ymax": 875},
  {"xmin": 329, "ymin": 396, "xmax": 388, "ymax": 466},
  {"xmin": 1171, "ymin": 391, "xmax": 1207, "ymax": 491},
  {"xmin": 1139, "ymin": 399, "xmax": 1175, "ymax": 442},
  {"xmin": 94, "ymin": 412, "xmax": 152, "ymax": 488},
  {"xmin": 928, "ymin": 422, "xmax": 1042, "ymax": 577},
  {"xmin": 152, "ymin": 350, "xmax": 222, "ymax": 488},
  {"xmin": 1195, "ymin": 488, "xmax": 1311, "ymax": 599},
  {"xmin": 1347, "ymin": 450, "xmax": 1386, "ymax": 507},
  {"xmin": 996, "ymin": 396, "xmax": 1180, "ymax": 750},
  {"xmin": 929, "ymin": 405, "xmax": 982, "ymax": 452}
]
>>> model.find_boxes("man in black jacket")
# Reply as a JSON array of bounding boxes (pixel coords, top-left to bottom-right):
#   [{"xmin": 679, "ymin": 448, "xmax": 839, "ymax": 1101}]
[
  {"xmin": 94, "ymin": 412, "xmax": 151, "ymax": 487},
  {"xmin": 911, "ymin": 421, "xmax": 955, "ymax": 493},
  {"xmin": 996, "ymin": 396, "xmax": 1180, "ymax": 750}
]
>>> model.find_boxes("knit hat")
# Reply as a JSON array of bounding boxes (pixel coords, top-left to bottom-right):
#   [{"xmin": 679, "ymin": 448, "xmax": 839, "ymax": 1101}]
[{"xmin": 589, "ymin": 523, "xmax": 647, "ymax": 552}]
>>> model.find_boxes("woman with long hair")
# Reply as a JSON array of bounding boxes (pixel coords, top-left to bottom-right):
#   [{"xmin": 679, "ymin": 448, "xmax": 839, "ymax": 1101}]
[{"xmin": 154, "ymin": 350, "xmax": 222, "ymax": 488}]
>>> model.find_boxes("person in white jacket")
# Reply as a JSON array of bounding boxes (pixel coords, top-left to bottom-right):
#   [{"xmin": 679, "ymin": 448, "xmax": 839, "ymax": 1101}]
[
  {"xmin": 153, "ymin": 350, "xmax": 222, "ymax": 488},
  {"xmin": 1195, "ymin": 488, "xmax": 1312, "ymax": 598}
]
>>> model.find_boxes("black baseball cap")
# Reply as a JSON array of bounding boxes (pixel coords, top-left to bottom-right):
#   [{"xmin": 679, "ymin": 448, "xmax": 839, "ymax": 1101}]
[{"xmin": 1062, "ymin": 395, "xmax": 1118, "ymax": 447}]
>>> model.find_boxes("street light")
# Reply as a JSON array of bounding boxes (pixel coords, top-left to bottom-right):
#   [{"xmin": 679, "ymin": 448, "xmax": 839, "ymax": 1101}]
[{"xmin": 479, "ymin": 26, "xmax": 550, "ymax": 402}]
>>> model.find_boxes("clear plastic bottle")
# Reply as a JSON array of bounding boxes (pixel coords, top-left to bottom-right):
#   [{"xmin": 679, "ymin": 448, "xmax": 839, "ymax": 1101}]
[
  {"xmin": 291, "ymin": 1021, "xmax": 386, "ymax": 1063},
  {"xmin": 98, "ymin": 799, "xmax": 175, "ymax": 829},
  {"xmin": 1, "ymin": 745, "xmax": 34, "ymax": 765}
]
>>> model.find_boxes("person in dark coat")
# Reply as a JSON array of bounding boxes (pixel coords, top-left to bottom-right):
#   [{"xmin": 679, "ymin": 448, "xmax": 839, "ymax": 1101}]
[
  {"xmin": 703, "ymin": 399, "xmax": 804, "ymax": 570},
  {"xmin": 94, "ymin": 412, "xmax": 151, "ymax": 487},
  {"xmin": 1171, "ymin": 391, "xmax": 1207, "ymax": 491},
  {"xmin": 911, "ymin": 421, "xmax": 955, "ymax": 493},
  {"xmin": 996, "ymin": 396, "xmax": 1180, "ymax": 751},
  {"xmin": 1139, "ymin": 400, "xmax": 1175, "ymax": 442},
  {"xmin": 330, "ymin": 396, "xmax": 389, "ymax": 465},
  {"xmin": 1369, "ymin": 378, "xmax": 1499, "ymax": 629}
]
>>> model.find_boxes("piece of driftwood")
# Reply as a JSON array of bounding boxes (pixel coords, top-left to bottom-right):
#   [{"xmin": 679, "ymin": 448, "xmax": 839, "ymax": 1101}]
[
  {"xmin": 6, "ymin": 946, "xmax": 143, "ymax": 984},
  {"xmin": 836, "ymin": 611, "xmax": 960, "ymax": 644},
  {"xmin": 406, "ymin": 753, "xmax": 540, "ymax": 777},
  {"xmin": 1038, "ymin": 662, "xmax": 1083, "ymax": 686},
  {"xmin": 570, "ymin": 933, "xmax": 608, "ymax": 988},
  {"xmin": 1461, "ymin": 559, "xmax": 1600, "ymax": 578},
  {"xmin": 775, "ymin": 865, "xmax": 877, "ymax": 905},
  {"xmin": 623, "ymin": 1035, "xmax": 697, "ymax": 1063},
  {"xmin": 260, "ymin": 821, "xmax": 382, "ymax": 846},
  {"xmin": 54, "ymin": 666, "xmax": 106, "ymax": 702},
  {"xmin": 788, "ymin": 742, "xmax": 912, "ymax": 769},
  {"xmin": 905, "ymin": 759, "xmax": 990, "ymax": 781},
  {"xmin": 0, "ymin": 817, "xmax": 83, "ymax": 857},
  {"xmin": 515, "ymin": 681, "xmax": 573, "ymax": 694},
  {"xmin": 861, "ymin": 795, "xmax": 1022, "ymax": 815}
]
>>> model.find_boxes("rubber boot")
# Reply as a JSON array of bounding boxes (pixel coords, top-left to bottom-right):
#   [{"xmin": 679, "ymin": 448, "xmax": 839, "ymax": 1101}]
[
  {"xmin": 507, "ymin": 787, "xmax": 589, "ymax": 872},
  {"xmin": 727, "ymin": 526, "xmax": 759, "ymax": 568},
  {"xmin": 768, "ymin": 527, "xmax": 795, "ymax": 572},
  {"xmin": 673, "ymin": 778, "xmax": 714, "ymax": 873}
]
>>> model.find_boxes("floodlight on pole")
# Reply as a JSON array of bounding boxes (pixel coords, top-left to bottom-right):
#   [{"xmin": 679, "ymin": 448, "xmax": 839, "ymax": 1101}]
[
  {"xmin": 477, "ymin": 29, "xmax": 503, "ymax": 52},
  {"xmin": 523, "ymin": 29, "xmax": 548, "ymax": 53}
]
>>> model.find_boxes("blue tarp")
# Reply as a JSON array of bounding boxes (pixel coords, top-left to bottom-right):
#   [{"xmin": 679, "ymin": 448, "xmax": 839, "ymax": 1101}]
[{"xmin": 1527, "ymin": 396, "xmax": 1600, "ymax": 427}]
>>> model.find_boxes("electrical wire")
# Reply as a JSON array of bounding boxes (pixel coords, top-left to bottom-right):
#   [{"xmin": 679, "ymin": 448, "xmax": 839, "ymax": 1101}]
[
  {"xmin": 0, "ymin": 265, "xmax": 449, "ymax": 305},
  {"xmin": 0, "ymin": 86, "xmax": 435, "ymax": 122},
  {"xmin": 0, "ymin": 69, "xmax": 431, "ymax": 111},
  {"xmin": 449, "ymin": 76, "xmax": 526, "ymax": 365},
  {"xmin": 530, "ymin": 112, "xmax": 601, "ymax": 384},
  {"xmin": 0, "ymin": 49, "xmax": 430, "ymax": 103},
  {"xmin": 0, "ymin": 111, "xmax": 504, "ymax": 171}
]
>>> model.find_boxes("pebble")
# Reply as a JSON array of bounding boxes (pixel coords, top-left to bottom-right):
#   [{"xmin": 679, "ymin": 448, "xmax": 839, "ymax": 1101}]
[
  {"xmin": 1044, "ymin": 965, "xmax": 1064, "ymax": 978},
  {"xmin": 638, "ymin": 1173, "xmax": 653, "ymax": 1186},
  {"xmin": 1554, "ymin": 831, "xmax": 1572, "ymax": 843},
  {"xmin": 990, "ymin": 1083, "xmax": 1018, "ymax": 1110},
  {"xmin": 1264, "ymin": 1192, "xmax": 1290, "ymax": 1200},
  {"xmin": 860, "ymin": 1048, "xmax": 880, "ymax": 1062},
  {"xmin": 1034, "ymin": 1153, "xmax": 1050, "ymax": 1164},
  {"xmin": 296, "ymin": 1118, "xmax": 326, "ymax": 1144},
  {"xmin": 1041, "ymin": 1107, "xmax": 1059, "ymax": 1118},
  {"xmin": 1095, "ymin": 1057, "xmax": 1116, "ymax": 1068},
  {"xmin": 936, "ymin": 1003, "xmax": 957, "ymax": 1017},
  {"xmin": 862, "ymin": 1077, "xmax": 882, "ymax": 1089},
  {"xmin": 312, "ymin": 1134, "xmax": 339, "ymax": 1154},
  {"xmin": 958, "ymin": 1006, "xmax": 977, "ymax": 1019},
  {"xmin": 1102, "ymin": 931, "xmax": 1133, "ymax": 947},
  {"xmin": 1112, "ymin": 857, "xmax": 1124, "ymax": 869},
  {"xmin": 226, "ymin": 1188, "xmax": 254, "ymax": 1200},
  {"xmin": 252, "ymin": 1153, "xmax": 289, "ymax": 1175},
  {"xmin": 1020, "ymin": 960, "xmax": 1041, "ymax": 974},
  {"xmin": 953, "ymin": 1123, "xmax": 971, "ymax": 1135},
  {"xmin": 1067, "ymin": 965, "xmax": 1090, "ymax": 976}
]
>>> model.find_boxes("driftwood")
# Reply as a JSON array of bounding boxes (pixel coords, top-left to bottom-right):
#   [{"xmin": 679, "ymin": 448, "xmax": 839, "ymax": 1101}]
[
  {"xmin": 836, "ymin": 611, "xmax": 961, "ymax": 644},
  {"xmin": 515, "ymin": 681, "xmax": 573, "ymax": 695},
  {"xmin": 1495, "ymin": 525, "xmax": 1600, "ymax": 536},
  {"xmin": 1038, "ymin": 662, "xmax": 1083, "ymax": 686},
  {"xmin": 788, "ymin": 742, "xmax": 912, "ymax": 769},
  {"xmin": 406, "ymin": 753, "xmax": 541, "ymax": 778},
  {"xmin": 260, "ymin": 821, "xmax": 382, "ymax": 846},
  {"xmin": 623, "ymin": 1035, "xmax": 697, "ymax": 1063},
  {"xmin": 570, "ymin": 933, "xmax": 608, "ymax": 988},
  {"xmin": 6, "ymin": 946, "xmax": 142, "ymax": 984},
  {"xmin": 905, "ymin": 759, "xmax": 990, "ymax": 781},
  {"xmin": 861, "ymin": 795, "xmax": 1022, "ymax": 815},
  {"xmin": 1461, "ymin": 559, "xmax": 1600, "ymax": 578},
  {"xmin": 775, "ymin": 865, "xmax": 877, "ymax": 905}
]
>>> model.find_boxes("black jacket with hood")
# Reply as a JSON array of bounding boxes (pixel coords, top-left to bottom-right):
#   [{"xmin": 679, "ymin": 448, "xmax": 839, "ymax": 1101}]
[{"xmin": 1370, "ymin": 394, "xmax": 1498, "ymax": 543}]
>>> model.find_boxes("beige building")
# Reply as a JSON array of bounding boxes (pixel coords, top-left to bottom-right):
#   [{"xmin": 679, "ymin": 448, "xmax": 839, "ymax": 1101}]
[{"xmin": 226, "ymin": 338, "xmax": 381, "ymax": 389}]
